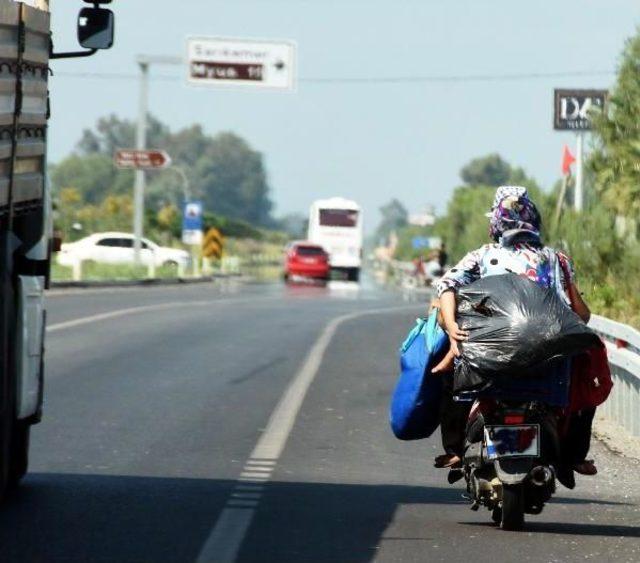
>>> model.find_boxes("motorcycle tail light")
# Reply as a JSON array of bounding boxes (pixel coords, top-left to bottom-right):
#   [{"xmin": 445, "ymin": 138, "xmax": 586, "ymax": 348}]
[{"xmin": 504, "ymin": 414, "xmax": 526, "ymax": 424}]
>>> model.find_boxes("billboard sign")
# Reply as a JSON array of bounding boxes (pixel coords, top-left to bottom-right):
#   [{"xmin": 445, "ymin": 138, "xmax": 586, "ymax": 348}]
[
  {"xmin": 554, "ymin": 89, "xmax": 607, "ymax": 131},
  {"xmin": 187, "ymin": 36, "xmax": 296, "ymax": 91},
  {"xmin": 182, "ymin": 201, "xmax": 204, "ymax": 245}
]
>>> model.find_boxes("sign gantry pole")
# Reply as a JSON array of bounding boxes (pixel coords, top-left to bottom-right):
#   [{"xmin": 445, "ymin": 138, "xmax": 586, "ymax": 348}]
[
  {"xmin": 553, "ymin": 89, "xmax": 607, "ymax": 215},
  {"xmin": 133, "ymin": 61, "xmax": 149, "ymax": 266},
  {"xmin": 574, "ymin": 132, "xmax": 584, "ymax": 212},
  {"xmin": 132, "ymin": 55, "xmax": 183, "ymax": 266}
]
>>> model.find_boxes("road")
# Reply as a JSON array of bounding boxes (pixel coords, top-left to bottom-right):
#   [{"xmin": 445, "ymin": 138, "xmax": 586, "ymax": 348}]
[{"xmin": 0, "ymin": 280, "xmax": 638, "ymax": 562}]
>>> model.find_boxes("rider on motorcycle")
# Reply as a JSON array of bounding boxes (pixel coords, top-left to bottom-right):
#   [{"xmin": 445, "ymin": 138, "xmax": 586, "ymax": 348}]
[{"xmin": 433, "ymin": 186, "xmax": 595, "ymax": 475}]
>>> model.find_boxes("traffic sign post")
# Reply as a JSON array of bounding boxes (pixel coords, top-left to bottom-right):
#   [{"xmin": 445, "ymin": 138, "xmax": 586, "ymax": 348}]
[
  {"xmin": 115, "ymin": 147, "xmax": 172, "ymax": 265},
  {"xmin": 182, "ymin": 201, "xmax": 204, "ymax": 276},
  {"xmin": 187, "ymin": 37, "xmax": 296, "ymax": 91},
  {"xmin": 182, "ymin": 201, "xmax": 204, "ymax": 246},
  {"xmin": 202, "ymin": 228, "xmax": 224, "ymax": 260},
  {"xmin": 554, "ymin": 89, "xmax": 607, "ymax": 212}
]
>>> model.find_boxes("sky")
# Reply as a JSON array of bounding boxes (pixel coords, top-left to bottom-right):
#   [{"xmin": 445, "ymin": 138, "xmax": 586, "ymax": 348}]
[{"xmin": 48, "ymin": 0, "xmax": 640, "ymax": 230}]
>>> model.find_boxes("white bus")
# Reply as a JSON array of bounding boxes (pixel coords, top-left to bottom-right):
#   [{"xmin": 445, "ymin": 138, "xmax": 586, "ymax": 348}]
[{"xmin": 308, "ymin": 197, "xmax": 363, "ymax": 282}]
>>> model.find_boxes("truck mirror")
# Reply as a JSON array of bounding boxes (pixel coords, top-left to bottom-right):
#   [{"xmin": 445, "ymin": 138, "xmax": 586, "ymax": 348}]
[{"xmin": 78, "ymin": 7, "xmax": 115, "ymax": 50}]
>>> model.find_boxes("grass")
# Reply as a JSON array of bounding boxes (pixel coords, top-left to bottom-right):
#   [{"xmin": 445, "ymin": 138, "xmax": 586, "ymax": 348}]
[{"xmin": 51, "ymin": 261, "xmax": 184, "ymax": 282}]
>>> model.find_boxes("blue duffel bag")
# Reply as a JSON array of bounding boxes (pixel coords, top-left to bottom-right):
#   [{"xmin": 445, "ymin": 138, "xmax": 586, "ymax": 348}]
[{"xmin": 389, "ymin": 310, "xmax": 449, "ymax": 440}]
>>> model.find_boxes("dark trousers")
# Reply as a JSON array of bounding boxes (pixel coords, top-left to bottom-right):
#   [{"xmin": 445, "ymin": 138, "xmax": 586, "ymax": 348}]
[
  {"xmin": 440, "ymin": 373, "xmax": 472, "ymax": 457},
  {"xmin": 563, "ymin": 407, "xmax": 596, "ymax": 464}
]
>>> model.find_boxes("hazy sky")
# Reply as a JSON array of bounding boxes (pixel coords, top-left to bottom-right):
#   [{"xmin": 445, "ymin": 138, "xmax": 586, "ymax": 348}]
[{"xmin": 49, "ymin": 1, "xmax": 640, "ymax": 228}]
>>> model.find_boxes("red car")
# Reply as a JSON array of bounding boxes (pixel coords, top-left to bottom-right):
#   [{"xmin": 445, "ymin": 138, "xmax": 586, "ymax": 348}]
[{"xmin": 284, "ymin": 242, "xmax": 330, "ymax": 282}]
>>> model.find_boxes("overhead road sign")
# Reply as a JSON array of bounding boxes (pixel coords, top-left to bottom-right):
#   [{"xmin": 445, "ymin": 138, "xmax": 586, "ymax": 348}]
[
  {"xmin": 182, "ymin": 201, "xmax": 204, "ymax": 245},
  {"xmin": 202, "ymin": 228, "xmax": 224, "ymax": 259},
  {"xmin": 115, "ymin": 149, "xmax": 171, "ymax": 170},
  {"xmin": 187, "ymin": 36, "xmax": 296, "ymax": 91},
  {"xmin": 554, "ymin": 89, "xmax": 607, "ymax": 131}
]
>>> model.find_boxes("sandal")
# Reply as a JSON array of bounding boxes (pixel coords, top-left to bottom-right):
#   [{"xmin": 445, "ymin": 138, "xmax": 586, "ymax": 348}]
[
  {"xmin": 434, "ymin": 454, "xmax": 449, "ymax": 468},
  {"xmin": 573, "ymin": 460, "xmax": 598, "ymax": 476},
  {"xmin": 434, "ymin": 454, "xmax": 461, "ymax": 468},
  {"xmin": 443, "ymin": 455, "xmax": 462, "ymax": 469}
]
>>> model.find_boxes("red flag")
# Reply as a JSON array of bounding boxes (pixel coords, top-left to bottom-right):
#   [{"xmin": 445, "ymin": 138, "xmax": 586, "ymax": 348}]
[{"xmin": 562, "ymin": 145, "xmax": 576, "ymax": 176}]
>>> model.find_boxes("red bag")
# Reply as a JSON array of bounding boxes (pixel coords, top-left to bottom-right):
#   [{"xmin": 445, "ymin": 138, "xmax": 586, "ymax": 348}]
[{"xmin": 568, "ymin": 341, "xmax": 613, "ymax": 412}]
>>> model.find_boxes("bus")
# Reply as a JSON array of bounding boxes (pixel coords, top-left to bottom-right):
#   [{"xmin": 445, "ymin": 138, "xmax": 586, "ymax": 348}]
[{"xmin": 308, "ymin": 198, "xmax": 363, "ymax": 282}]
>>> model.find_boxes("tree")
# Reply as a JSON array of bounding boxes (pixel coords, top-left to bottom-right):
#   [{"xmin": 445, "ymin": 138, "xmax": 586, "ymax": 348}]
[
  {"xmin": 53, "ymin": 115, "xmax": 276, "ymax": 228},
  {"xmin": 376, "ymin": 198, "xmax": 408, "ymax": 241},
  {"xmin": 195, "ymin": 132, "xmax": 273, "ymax": 225},
  {"xmin": 277, "ymin": 213, "xmax": 308, "ymax": 239},
  {"xmin": 460, "ymin": 153, "xmax": 512, "ymax": 187},
  {"xmin": 50, "ymin": 154, "xmax": 134, "ymax": 204},
  {"xmin": 590, "ymin": 27, "xmax": 640, "ymax": 219},
  {"xmin": 439, "ymin": 156, "xmax": 553, "ymax": 261}
]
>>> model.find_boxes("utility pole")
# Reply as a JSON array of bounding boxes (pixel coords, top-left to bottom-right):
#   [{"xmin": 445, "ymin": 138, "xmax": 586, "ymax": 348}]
[
  {"xmin": 133, "ymin": 61, "xmax": 149, "ymax": 265},
  {"xmin": 574, "ymin": 132, "xmax": 584, "ymax": 212},
  {"xmin": 133, "ymin": 55, "xmax": 182, "ymax": 265}
]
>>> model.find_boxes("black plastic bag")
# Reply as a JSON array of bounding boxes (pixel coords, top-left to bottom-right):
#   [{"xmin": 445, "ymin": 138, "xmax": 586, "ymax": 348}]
[{"xmin": 454, "ymin": 274, "xmax": 600, "ymax": 393}]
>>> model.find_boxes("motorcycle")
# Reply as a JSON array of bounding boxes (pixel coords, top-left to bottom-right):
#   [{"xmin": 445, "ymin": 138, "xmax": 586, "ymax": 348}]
[{"xmin": 456, "ymin": 397, "xmax": 564, "ymax": 531}]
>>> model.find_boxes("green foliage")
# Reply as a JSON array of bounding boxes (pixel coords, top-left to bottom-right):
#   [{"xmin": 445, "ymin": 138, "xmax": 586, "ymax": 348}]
[
  {"xmin": 194, "ymin": 132, "xmax": 273, "ymax": 225},
  {"xmin": 394, "ymin": 225, "xmax": 437, "ymax": 260},
  {"xmin": 435, "ymin": 185, "xmax": 495, "ymax": 261},
  {"xmin": 276, "ymin": 213, "xmax": 308, "ymax": 240},
  {"xmin": 202, "ymin": 212, "xmax": 264, "ymax": 240},
  {"xmin": 50, "ymin": 154, "xmax": 134, "ymax": 204},
  {"xmin": 376, "ymin": 199, "xmax": 408, "ymax": 242},
  {"xmin": 590, "ymin": 27, "xmax": 640, "ymax": 220},
  {"xmin": 460, "ymin": 153, "xmax": 512, "ymax": 187},
  {"xmin": 54, "ymin": 114, "xmax": 275, "ymax": 228},
  {"xmin": 547, "ymin": 206, "xmax": 640, "ymax": 327}
]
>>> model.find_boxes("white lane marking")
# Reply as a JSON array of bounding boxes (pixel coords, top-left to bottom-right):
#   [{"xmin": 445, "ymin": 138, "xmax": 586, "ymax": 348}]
[
  {"xmin": 199, "ymin": 508, "xmax": 255, "ymax": 562},
  {"xmin": 239, "ymin": 472, "xmax": 271, "ymax": 480},
  {"xmin": 46, "ymin": 297, "xmax": 278, "ymax": 334},
  {"xmin": 196, "ymin": 304, "xmax": 418, "ymax": 563}
]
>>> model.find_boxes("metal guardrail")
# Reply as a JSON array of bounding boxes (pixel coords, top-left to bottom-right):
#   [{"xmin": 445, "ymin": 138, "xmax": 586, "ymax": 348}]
[
  {"xmin": 382, "ymin": 261, "xmax": 640, "ymax": 439},
  {"xmin": 589, "ymin": 315, "xmax": 640, "ymax": 439}
]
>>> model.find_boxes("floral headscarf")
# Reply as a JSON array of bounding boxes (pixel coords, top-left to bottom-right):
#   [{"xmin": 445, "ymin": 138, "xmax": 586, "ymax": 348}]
[{"xmin": 488, "ymin": 186, "xmax": 542, "ymax": 244}]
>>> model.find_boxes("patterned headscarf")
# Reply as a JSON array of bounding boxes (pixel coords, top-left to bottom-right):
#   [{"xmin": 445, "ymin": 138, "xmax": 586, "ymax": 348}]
[{"xmin": 488, "ymin": 186, "xmax": 542, "ymax": 244}]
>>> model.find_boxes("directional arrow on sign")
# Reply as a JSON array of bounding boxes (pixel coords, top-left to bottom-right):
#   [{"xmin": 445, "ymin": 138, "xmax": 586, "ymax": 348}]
[{"xmin": 115, "ymin": 149, "xmax": 172, "ymax": 170}]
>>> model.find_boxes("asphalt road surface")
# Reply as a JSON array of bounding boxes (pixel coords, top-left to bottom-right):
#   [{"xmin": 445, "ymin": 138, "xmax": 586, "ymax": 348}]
[{"xmin": 0, "ymin": 280, "xmax": 638, "ymax": 562}]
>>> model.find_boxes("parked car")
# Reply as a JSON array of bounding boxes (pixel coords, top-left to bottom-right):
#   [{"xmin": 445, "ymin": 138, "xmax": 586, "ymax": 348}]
[
  {"xmin": 284, "ymin": 241, "xmax": 330, "ymax": 282},
  {"xmin": 57, "ymin": 232, "xmax": 190, "ymax": 268}
]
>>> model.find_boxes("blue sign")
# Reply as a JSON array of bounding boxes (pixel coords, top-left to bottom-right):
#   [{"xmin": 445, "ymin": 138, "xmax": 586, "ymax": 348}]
[
  {"xmin": 182, "ymin": 201, "xmax": 204, "ymax": 245},
  {"xmin": 412, "ymin": 237, "xmax": 431, "ymax": 250},
  {"xmin": 412, "ymin": 236, "xmax": 441, "ymax": 250}
]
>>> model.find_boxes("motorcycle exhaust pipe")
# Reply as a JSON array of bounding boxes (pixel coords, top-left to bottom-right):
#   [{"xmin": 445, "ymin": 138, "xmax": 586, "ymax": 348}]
[{"xmin": 530, "ymin": 466, "xmax": 553, "ymax": 487}]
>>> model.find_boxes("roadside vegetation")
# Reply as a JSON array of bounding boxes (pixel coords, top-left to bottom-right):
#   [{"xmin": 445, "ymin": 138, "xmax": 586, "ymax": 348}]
[
  {"xmin": 382, "ymin": 27, "xmax": 640, "ymax": 328},
  {"xmin": 51, "ymin": 115, "xmax": 293, "ymax": 279}
]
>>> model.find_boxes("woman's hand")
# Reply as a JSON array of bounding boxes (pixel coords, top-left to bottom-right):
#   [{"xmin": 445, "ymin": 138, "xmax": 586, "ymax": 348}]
[
  {"xmin": 439, "ymin": 290, "xmax": 468, "ymax": 357},
  {"xmin": 446, "ymin": 321, "xmax": 468, "ymax": 357}
]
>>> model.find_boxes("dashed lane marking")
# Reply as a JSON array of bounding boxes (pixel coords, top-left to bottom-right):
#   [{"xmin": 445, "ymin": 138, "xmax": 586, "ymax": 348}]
[{"xmin": 196, "ymin": 304, "xmax": 419, "ymax": 563}]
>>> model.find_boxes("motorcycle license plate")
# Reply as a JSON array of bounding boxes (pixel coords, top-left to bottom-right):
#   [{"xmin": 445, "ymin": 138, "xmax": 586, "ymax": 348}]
[{"xmin": 484, "ymin": 425, "xmax": 540, "ymax": 460}]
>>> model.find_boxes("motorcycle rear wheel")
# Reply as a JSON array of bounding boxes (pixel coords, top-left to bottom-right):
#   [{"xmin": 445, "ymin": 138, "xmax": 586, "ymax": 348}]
[{"xmin": 501, "ymin": 485, "xmax": 525, "ymax": 531}]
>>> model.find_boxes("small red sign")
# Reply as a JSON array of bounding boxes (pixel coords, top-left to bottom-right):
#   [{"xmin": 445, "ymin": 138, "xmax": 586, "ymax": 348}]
[{"xmin": 114, "ymin": 149, "xmax": 172, "ymax": 170}]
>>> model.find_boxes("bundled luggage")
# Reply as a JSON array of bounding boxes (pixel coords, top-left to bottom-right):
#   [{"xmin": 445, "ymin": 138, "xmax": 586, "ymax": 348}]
[
  {"xmin": 454, "ymin": 274, "xmax": 601, "ymax": 394},
  {"xmin": 389, "ymin": 311, "xmax": 448, "ymax": 440}
]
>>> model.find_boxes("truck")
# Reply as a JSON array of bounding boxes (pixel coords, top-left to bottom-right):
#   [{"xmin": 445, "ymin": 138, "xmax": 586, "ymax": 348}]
[
  {"xmin": 0, "ymin": 0, "xmax": 115, "ymax": 499},
  {"xmin": 307, "ymin": 197, "xmax": 363, "ymax": 282}
]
